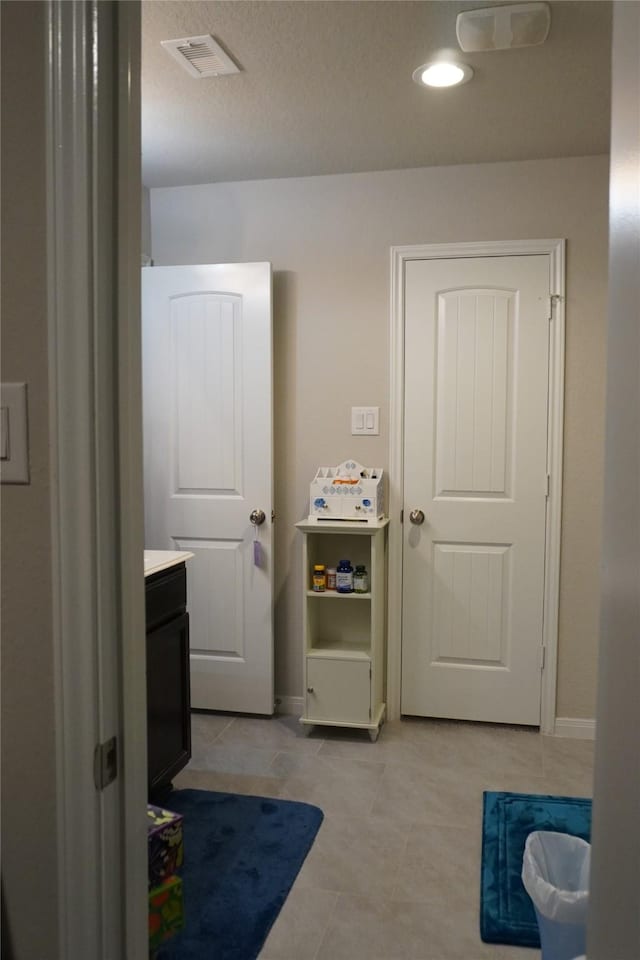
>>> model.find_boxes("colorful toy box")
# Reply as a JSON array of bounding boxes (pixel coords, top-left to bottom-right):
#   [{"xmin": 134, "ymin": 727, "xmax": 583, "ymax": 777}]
[
  {"xmin": 147, "ymin": 803, "xmax": 184, "ymax": 889},
  {"xmin": 148, "ymin": 874, "xmax": 184, "ymax": 952}
]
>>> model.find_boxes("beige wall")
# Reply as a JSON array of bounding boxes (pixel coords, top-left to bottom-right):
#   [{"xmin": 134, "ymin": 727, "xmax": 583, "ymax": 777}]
[
  {"xmin": 151, "ymin": 154, "xmax": 609, "ymax": 719},
  {"xmin": 1, "ymin": 2, "xmax": 60, "ymax": 957}
]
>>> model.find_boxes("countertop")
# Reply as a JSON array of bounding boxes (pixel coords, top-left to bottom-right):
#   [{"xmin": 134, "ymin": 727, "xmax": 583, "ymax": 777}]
[{"xmin": 144, "ymin": 550, "xmax": 194, "ymax": 578}]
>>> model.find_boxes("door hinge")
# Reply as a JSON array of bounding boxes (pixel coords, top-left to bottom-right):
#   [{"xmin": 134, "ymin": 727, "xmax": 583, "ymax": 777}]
[
  {"xmin": 547, "ymin": 296, "xmax": 553, "ymax": 321},
  {"xmin": 539, "ymin": 646, "xmax": 546, "ymax": 672},
  {"xmin": 369, "ymin": 706, "xmax": 372, "ymax": 719},
  {"xmin": 369, "ymin": 665, "xmax": 372, "ymax": 679},
  {"xmin": 545, "ymin": 473, "xmax": 551, "ymax": 499},
  {"xmin": 94, "ymin": 736, "xmax": 118, "ymax": 791},
  {"xmin": 400, "ymin": 509, "xmax": 404, "ymax": 523},
  {"xmin": 271, "ymin": 509, "xmax": 276, "ymax": 523},
  {"xmin": 548, "ymin": 294, "xmax": 563, "ymax": 320}
]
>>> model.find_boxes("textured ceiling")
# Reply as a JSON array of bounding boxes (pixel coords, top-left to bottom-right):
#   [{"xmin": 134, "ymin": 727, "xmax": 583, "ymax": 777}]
[{"xmin": 141, "ymin": 0, "xmax": 612, "ymax": 188}]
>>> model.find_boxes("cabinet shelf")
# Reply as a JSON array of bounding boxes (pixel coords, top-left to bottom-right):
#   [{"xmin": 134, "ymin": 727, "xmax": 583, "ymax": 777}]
[
  {"xmin": 305, "ymin": 590, "xmax": 371, "ymax": 600},
  {"xmin": 308, "ymin": 641, "xmax": 371, "ymax": 660}
]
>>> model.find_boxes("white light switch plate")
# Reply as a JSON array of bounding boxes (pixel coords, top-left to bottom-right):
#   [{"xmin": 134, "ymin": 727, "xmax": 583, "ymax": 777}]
[
  {"xmin": 1, "ymin": 382, "xmax": 29, "ymax": 484},
  {"xmin": 351, "ymin": 406, "xmax": 380, "ymax": 436}
]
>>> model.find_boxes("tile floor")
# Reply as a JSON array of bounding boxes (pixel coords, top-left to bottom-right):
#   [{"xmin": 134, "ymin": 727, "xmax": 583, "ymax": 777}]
[{"xmin": 173, "ymin": 712, "xmax": 595, "ymax": 960}]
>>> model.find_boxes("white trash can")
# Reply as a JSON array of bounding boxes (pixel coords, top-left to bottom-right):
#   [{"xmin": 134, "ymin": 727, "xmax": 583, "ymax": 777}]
[{"xmin": 521, "ymin": 831, "xmax": 590, "ymax": 960}]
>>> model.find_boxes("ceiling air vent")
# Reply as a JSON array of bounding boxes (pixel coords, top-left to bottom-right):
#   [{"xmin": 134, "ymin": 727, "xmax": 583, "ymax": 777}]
[
  {"xmin": 456, "ymin": 3, "xmax": 551, "ymax": 52},
  {"xmin": 161, "ymin": 34, "xmax": 240, "ymax": 79}
]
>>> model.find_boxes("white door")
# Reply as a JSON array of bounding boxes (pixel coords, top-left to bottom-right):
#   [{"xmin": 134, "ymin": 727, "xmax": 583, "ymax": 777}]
[
  {"xmin": 401, "ymin": 255, "xmax": 550, "ymax": 725},
  {"xmin": 142, "ymin": 263, "xmax": 274, "ymax": 714}
]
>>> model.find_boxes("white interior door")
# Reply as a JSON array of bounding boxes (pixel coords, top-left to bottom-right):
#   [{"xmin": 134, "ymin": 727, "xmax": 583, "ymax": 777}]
[
  {"xmin": 142, "ymin": 263, "xmax": 274, "ymax": 714},
  {"xmin": 401, "ymin": 255, "xmax": 550, "ymax": 725}
]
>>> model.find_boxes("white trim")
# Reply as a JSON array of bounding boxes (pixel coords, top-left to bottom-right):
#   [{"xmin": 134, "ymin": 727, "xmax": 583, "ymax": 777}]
[
  {"xmin": 275, "ymin": 695, "xmax": 304, "ymax": 716},
  {"xmin": 387, "ymin": 245, "xmax": 406, "ymax": 722},
  {"xmin": 115, "ymin": 3, "xmax": 148, "ymax": 957},
  {"xmin": 299, "ymin": 700, "xmax": 385, "ymax": 733},
  {"xmin": 47, "ymin": 2, "xmax": 146, "ymax": 957},
  {"xmin": 553, "ymin": 718, "xmax": 596, "ymax": 741},
  {"xmin": 540, "ymin": 240, "xmax": 566, "ymax": 735},
  {"xmin": 48, "ymin": 4, "xmax": 103, "ymax": 953},
  {"xmin": 388, "ymin": 239, "xmax": 565, "ymax": 733}
]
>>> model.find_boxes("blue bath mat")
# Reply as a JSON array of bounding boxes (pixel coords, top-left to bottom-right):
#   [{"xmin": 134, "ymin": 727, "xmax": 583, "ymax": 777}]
[
  {"xmin": 480, "ymin": 790, "xmax": 591, "ymax": 947},
  {"xmin": 156, "ymin": 789, "xmax": 323, "ymax": 960}
]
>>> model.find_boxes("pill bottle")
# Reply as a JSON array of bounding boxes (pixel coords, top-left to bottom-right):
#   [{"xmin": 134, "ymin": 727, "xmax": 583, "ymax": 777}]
[
  {"xmin": 312, "ymin": 564, "xmax": 326, "ymax": 592},
  {"xmin": 354, "ymin": 564, "xmax": 369, "ymax": 594},
  {"xmin": 326, "ymin": 567, "xmax": 337, "ymax": 590},
  {"xmin": 336, "ymin": 559, "xmax": 353, "ymax": 593}
]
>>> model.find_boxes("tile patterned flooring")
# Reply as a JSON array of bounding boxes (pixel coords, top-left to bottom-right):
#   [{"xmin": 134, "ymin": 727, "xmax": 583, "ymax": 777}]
[{"xmin": 173, "ymin": 713, "xmax": 595, "ymax": 960}]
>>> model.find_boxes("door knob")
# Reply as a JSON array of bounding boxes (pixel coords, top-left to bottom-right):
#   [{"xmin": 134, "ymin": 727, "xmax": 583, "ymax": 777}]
[
  {"xmin": 307, "ymin": 687, "xmax": 315, "ymax": 694},
  {"xmin": 409, "ymin": 509, "xmax": 425, "ymax": 525},
  {"xmin": 250, "ymin": 509, "xmax": 266, "ymax": 526}
]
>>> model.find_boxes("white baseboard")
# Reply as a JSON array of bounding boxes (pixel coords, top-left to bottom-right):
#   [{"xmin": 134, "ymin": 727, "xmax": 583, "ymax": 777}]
[
  {"xmin": 554, "ymin": 717, "xmax": 596, "ymax": 740},
  {"xmin": 274, "ymin": 695, "xmax": 304, "ymax": 716},
  {"xmin": 275, "ymin": 701, "xmax": 597, "ymax": 736}
]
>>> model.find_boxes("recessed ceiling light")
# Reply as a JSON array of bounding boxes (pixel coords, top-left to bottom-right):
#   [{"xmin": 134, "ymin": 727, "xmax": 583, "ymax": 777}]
[{"xmin": 412, "ymin": 61, "xmax": 474, "ymax": 88}]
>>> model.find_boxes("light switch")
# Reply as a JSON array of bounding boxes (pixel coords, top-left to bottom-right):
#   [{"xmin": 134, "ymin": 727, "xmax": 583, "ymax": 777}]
[
  {"xmin": 1, "ymin": 383, "xmax": 29, "ymax": 484},
  {"xmin": 351, "ymin": 406, "xmax": 380, "ymax": 436}
]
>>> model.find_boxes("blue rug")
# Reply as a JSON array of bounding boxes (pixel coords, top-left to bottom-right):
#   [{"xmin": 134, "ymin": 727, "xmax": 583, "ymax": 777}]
[
  {"xmin": 480, "ymin": 791, "xmax": 591, "ymax": 947},
  {"xmin": 156, "ymin": 789, "xmax": 323, "ymax": 960}
]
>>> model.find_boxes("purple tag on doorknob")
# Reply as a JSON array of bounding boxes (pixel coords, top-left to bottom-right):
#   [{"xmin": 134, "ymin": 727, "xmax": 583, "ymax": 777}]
[{"xmin": 253, "ymin": 540, "xmax": 262, "ymax": 567}]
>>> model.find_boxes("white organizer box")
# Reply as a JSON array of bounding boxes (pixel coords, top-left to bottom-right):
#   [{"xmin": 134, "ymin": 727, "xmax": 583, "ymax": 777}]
[
  {"xmin": 309, "ymin": 459, "xmax": 385, "ymax": 521},
  {"xmin": 296, "ymin": 518, "xmax": 389, "ymax": 740}
]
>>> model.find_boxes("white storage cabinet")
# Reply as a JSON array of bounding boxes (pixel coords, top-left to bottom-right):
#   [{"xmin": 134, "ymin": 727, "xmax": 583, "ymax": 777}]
[{"xmin": 296, "ymin": 518, "xmax": 389, "ymax": 741}]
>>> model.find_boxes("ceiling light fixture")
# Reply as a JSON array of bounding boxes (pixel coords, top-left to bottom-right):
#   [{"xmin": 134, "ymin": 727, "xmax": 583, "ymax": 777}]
[{"xmin": 412, "ymin": 61, "xmax": 473, "ymax": 88}]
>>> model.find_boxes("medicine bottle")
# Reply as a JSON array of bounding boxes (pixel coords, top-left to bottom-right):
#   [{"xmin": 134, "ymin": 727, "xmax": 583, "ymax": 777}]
[
  {"xmin": 312, "ymin": 564, "xmax": 326, "ymax": 592},
  {"xmin": 336, "ymin": 559, "xmax": 353, "ymax": 593},
  {"xmin": 353, "ymin": 564, "xmax": 369, "ymax": 594}
]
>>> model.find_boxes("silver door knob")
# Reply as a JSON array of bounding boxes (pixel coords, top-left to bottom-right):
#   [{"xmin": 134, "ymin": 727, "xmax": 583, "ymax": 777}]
[
  {"xmin": 409, "ymin": 509, "xmax": 425, "ymax": 525},
  {"xmin": 250, "ymin": 509, "xmax": 266, "ymax": 526}
]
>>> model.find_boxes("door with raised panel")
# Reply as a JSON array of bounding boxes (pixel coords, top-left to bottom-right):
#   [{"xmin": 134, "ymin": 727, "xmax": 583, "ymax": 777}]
[
  {"xmin": 142, "ymin": 263, "xmax": 274, "ymax": 714},
  {"xmin": 401, "ymin": 255, "xmax": 550, "ymax": 725}
]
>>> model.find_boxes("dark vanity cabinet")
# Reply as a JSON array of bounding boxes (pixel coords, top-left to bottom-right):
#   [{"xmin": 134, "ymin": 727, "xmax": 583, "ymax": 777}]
[{"xmin": 146, "ymin": 562, "xmax": 191, "ymax": 797}]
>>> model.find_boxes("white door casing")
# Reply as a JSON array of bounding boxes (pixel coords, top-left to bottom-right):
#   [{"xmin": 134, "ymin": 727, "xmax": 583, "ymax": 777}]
[
  {"xmin": 143, "ymin": 263, "xmax": 274, "ymax": 715},
  {"xmin": 388, "ymin": 240, "xmax": 565, "ymax": 733},
  {"xmin": 46, "ymin": 2, "xmax": 147, "ymax": 957}
]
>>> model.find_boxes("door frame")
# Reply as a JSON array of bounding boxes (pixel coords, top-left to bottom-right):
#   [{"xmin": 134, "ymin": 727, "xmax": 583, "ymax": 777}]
[
  {"xmin": 387, "ymin": 239, "xmax": 565, "ymax": 735},
  {"xmin": 46, "ymin": 1, "xmax": 147, "ymax": 956}
]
